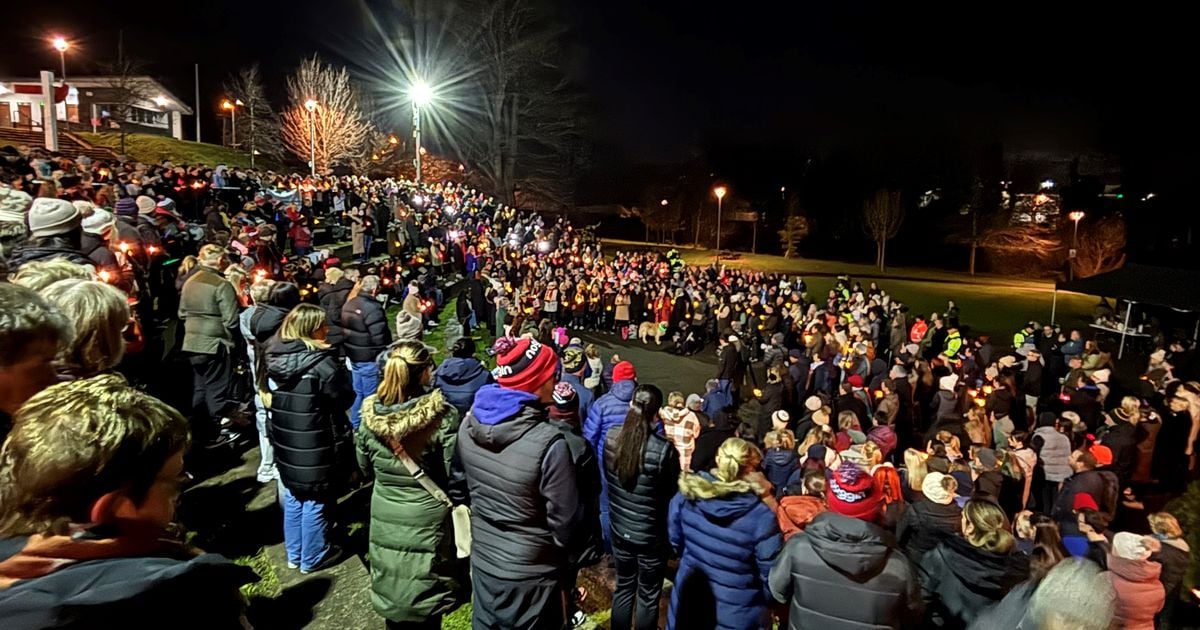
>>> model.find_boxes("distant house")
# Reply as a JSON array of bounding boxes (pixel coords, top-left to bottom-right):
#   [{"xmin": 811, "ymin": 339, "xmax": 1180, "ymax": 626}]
[{"xmin": 0, "ymin": 76, "xmax": 192, "ymax": 140}]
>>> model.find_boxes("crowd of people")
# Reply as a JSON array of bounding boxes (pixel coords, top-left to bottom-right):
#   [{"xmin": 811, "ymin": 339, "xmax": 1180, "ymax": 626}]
[{"xmin": 0, "ymin": 143, "xmax": 1198, "ymax": 630}]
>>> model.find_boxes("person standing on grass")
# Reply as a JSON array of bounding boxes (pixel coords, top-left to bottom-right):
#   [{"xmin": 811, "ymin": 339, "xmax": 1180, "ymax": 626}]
[
  {"xmin": 357, "ymin": 342, "xmax": 464, "ymax": 630},
  {"xmin": 342, "ymin": 275, "xmax": 393, "ymax": 430},
  {"xmin": 605, "ymin": 384, "xmax": 680, "ymax": 630},
  {"xmin": 457, "ymin": 336, "xmax": 579, "ymax": 629}
]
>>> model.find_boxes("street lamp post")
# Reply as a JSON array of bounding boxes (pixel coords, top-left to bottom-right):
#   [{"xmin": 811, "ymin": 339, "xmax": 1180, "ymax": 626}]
[
  {"xmin": 410, "ymin": 81, "xmax": 433, "ymax": 182},
  {"xmin": 221, "ymin": 99, "xmax": 239, "ymax": 147},
  {"xmin": 1068, "ymin": 210, "xmax": 1085, "ymax": 281},
  {"xmin": 51, "ymin": 37, "xmax": 69, "ymax": 81},
  {"xmin": 713, "ymin": 185, "xmax": 728, "ymax": 262},
  {"xmin": 304, "ymin": 99, "xmax": 318, "ymax": 176}
]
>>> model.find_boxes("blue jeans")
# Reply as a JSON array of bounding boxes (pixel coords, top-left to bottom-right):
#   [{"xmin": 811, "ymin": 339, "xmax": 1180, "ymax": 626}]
[
  {"xmin": 350, "ymin": 361, "xmax": 380, "ymax": 430},
  {"xmin": 279, "ymin": 482, "xmax": 330, "ymax": 571}
]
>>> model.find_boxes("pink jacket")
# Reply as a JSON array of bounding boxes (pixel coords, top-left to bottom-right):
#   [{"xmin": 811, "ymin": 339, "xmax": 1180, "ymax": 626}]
[{"xmin": 1104, "ymin": 554, "xmax": 1165, "ymax": 630}]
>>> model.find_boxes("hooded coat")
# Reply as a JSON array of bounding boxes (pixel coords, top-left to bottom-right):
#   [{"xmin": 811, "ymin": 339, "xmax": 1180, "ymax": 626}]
[
  {"xmin": 896, "ymin": 499, "xmax": 962, "ymax": 562},
  {"xmin": 317, "ymin": 277, "xmax": 354, "ymax": 348},
  {"xmin": 6, "ymin": 236, "xmax": 93, "ymax": 271},
  {"xmin": 769, "ymin": 512, "xmax": 923, "ymax": 630},
  {"xmin": 456, "ymin": 384, "xmax": 578, "ymax": 580},
  {"xmin": 355, "ymin": 390, "xmax": 463, "ymax": 623},
  {"xmin": 265, "ymin": 337, "xmax": 354, "ymax": 495},
  {"xmin": 762, "ymin": 447, "xmax": 798, "ymax": 497},
  {"xmin": 432, "ymin": 356, "xmax": 494, "ymax": 417},
  {"xmin": 666, "ymin": 472, "xmax": 783, "ymax": 630},
  {"xmin": 1104, "ymin": 554, "xmax": 1164, "ymax": 630},
  {"xmin": 584, "ymin": 379, "xmax": 637, "ymax": 468},
  {"xmin": 918, "ymin": 536, "xmax": 1029, "ymax": 629}
]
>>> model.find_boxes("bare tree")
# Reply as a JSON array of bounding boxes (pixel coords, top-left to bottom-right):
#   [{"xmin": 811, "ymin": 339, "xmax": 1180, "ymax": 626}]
[
  {"xmin": 96, "ymin": 57, "xmax": 154, "ymax": 155},
  {"xmin": 224, "ymin": 65, "xmax": 284, "ymax": 162},
  {"xmin": 778, "ymin": 215, "xmax": 811, "ymax": 258},
  {"xmin": 862, "ymin": 189, "xmax": 904, "ymax": 271},
  {"xmin": 1071, "ymin": 216, "xmax": 1126, "ymax": 278},
  {"xmin": 451, "ymin": 0, "xmax": 588, "ymax": 207},
  {"xmin": 639, "ymin": 197, "xmax": 682, "ymax": 243},
  {"xmin": 281, "ymin": 56, "xmax": 374, "ymax": 173}
]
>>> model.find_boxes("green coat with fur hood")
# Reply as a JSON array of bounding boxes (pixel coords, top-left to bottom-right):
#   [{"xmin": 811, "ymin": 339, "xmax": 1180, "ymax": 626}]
[{"xmin": 356, "ymin": 388, "xmax": 462, "ymax": 622}]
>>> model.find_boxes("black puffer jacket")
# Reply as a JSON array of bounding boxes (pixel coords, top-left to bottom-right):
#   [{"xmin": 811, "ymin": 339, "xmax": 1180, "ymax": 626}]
[
  {"xmin": 7, "ymin": 237, "xmax": 93, "ymax": 271},
  {"xmin": 341, "ymin": 294, "xmax": 392, "ymax": 363},
  {"xmin": 317, "ymin": 278, "xmax": 354, "ymax": 348},
  {"xmin": 265, "ymin": 337, "xmax": 354, "ymax": 495},
  {"xmin": 604, "ymin": 425, "xmax": 681, "ymax": 549},
  {"xmin": 918, "ymin": 535, "xmax": 1030, "ymax": 629},
  {"xmin": 896, "ymin": 499, "xmax": 962, "ymax": 562},
  {"xmin": 249, "ymin": 305, "xmax": 289, "ymax": 344},
  {"xmin": 769, "ymin": 512, "xmax": 923, "ymax": 629}
]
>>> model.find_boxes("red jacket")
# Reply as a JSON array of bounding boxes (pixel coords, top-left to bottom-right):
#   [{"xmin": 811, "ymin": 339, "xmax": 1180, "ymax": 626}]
[
  {"xmin": 1104, "ymin": 554, "xmax": 1165, "ymax": 630},
  {"xmin": 909, "ymin": 320, "xmax": 928, "ymax": 344}
]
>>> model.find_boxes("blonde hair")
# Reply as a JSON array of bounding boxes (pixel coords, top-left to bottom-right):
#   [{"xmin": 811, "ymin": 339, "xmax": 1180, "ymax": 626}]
[
  {"xmin": 936, "ymin": 430, "xmax": 961, "ymax": 454},
  {"xmin": 798, "ymin": 424, "xmax": 833, "ymax": 455},
  {"xmin": 963, "ymin": 499, "xmax": 1015, "ymax": 553},
  {"xmin": 764, "ymin": 429, "xmax": 795, "ymax": 450},
  {"xmin": 862, "ymin": 440, "xmax": 883, "ymax": 467},
  {"xmin": 0, "ymin": 374, "xmax": 190, "ymax": 537},
  {"xmin": 11, "ymin": 259, "xmax": 94, "ymax": 293},
  {"xmin": 324, "ymin": 267, "xmax": 345, "ymax": 285},
  {"xmin": 279, "ymin": 304, "xmax": 329, "ymax": 351},
  {"xmin": 248, "ymin": 278, "xmax": 276, "ymax": 305},
  {"xmin": 585, "ymin": 343, "xmax": 599, "ymax": 359},
  {"xmin": 225, "ymin": 267, "xmax": 247, "ymax": 294},
  {"xmin": 667, "ymin": 391, "xmax": 686, "ymax": 409},
  {"xmin": 1148, "ymin": 512, "xmax": 1183, "ymax": 539},
  {"xmin": 39, "ymin": 279, "xmax": 130, "ymax": 376},
  {"xmin": 680, "ymin": 438, "xmax": 764, "ymax": 500},
  {"xmin": 376, "ymin": 341, "xmax": 434, "ymax": 406},
  {"xmin": 1118, "ymin": 396, "xmax": 1142, "ymax": 422},
  {"xmin": 903, "ymin": 448, "xmax": 928, "ymax": 491},
  {"xmin": 177, "ymin": 255, "xmax": 198, "ymax": 280}
]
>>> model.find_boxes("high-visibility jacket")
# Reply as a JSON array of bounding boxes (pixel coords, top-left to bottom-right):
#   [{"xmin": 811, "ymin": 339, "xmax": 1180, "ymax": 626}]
[
  {"xmin": 1013, "ymin": 330, "xmax": 1029, "ymax": 348},
  {"xmin": 942, "ymin": 331, "xmax": 963, "ymax": 358}
]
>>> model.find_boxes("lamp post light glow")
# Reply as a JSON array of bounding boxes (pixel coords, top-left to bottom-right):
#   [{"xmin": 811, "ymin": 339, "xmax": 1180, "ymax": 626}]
[
  {"xmin": 51, "ymin": 36, "xmax": 69, "ymax": 80},
  {"xmin": 1068, "ymin": 210, "xmax": 1085, "ymax": 280},
  {"xmin": 221, "ymin": 99, "xmax": 240, "ymax": 148},
  {"xmin": 304, "ymin": 99, "xmax": 318, "ymax": 176},
  {"xmin": 410, "ymin": 80, "xmax": 433, "ymax": 183},
  {"xmin": 713, "ymin": 185, "xmax": 728, "ymax": 262}
]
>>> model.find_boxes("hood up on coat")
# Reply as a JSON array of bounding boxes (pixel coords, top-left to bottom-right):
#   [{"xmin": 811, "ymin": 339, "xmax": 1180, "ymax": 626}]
[
  {"xmin": 804, "ymin": 511, "xmax": 893, "ymax": 579},
  {"xmin": 464, "ymin": 384, "xmax": 547, "ymax": 451}
]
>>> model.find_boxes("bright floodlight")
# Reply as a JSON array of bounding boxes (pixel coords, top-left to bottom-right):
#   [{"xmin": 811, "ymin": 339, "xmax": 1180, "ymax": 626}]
[
  {"xmin": 713, "ymin": 185, "xmax": 728, "ymax": 200},
  {"xmin": 411, "ymin": 81, "xmax": 434, "ymax": 107},
  {"xmin": 52, "ymin": 36, "xmax": 69, "ymax": 52},
  {"xmin": 152, "ymin": 96, "xmax": 168, "ymax": 107},
  {"xmin": 1068, "ymin": 210, "xmax": 1085, "ymax": 222},
  {"xmin": 304, "ymin": 99, "xmax": 318, "ymax": 112},
  {"xmin": 660, "ymin": 199, "xmax": 669, "ymax": 206}
]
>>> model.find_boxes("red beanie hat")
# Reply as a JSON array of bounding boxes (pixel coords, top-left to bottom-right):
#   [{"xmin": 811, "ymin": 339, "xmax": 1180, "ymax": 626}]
[
  {"xmin": 612, "ymin": 360, "xmax": 637, "ymax": 384},
  {"xmin": 494, "ymin": 337, "xmax": 559, "ymax": 394},
  {"xmin": 826, "ymin": 462, "xmax": 880, "ymax": 522},
  {"xmin": 1073, "ymin": 492, "xmax": 1099, "ymax": 512},
  {"xmin": 847, "ymin": 374, "xmax": 864, "ymax": 388}
]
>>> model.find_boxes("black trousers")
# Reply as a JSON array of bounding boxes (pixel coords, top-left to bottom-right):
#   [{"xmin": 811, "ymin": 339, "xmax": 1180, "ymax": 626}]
[
  {"xmin": 610, "ymin": 541, "xmax": 667, "ymax": 630},
  {"xmin": 187, "ymin": 346, "xmax": 232, "ymax": 441},
  {"xmin": 471, "ymin": 568, "xmax": 565, "ymax": 630}
]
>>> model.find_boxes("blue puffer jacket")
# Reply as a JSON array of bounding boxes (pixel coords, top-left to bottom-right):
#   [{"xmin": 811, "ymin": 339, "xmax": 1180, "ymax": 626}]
[
  {"xmin": 762, "ymin": 448, "xmax": 797, "ymax": 499},
  {"xmin": 584, "ymin": 379, "xmax": 636, "ymax": 459},
  {"xmin": 432, "ymin": 356, "xmax": 493, "ymax": 417},
  {"xmin": 667, "ymin": 472, "xmax": 783, "ymax": 630}
]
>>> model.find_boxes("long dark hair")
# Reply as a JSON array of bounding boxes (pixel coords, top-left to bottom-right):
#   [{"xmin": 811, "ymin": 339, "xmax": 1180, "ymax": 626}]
[{"xmin": 613, "ymin": 384, "xmax": 663, "ymax": 488}]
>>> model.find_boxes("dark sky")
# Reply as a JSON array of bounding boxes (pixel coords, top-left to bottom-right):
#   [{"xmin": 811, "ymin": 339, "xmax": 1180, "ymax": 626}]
[{"xmin": 0, "ymin": 1, "xmax": 1190, "ymax": 179}]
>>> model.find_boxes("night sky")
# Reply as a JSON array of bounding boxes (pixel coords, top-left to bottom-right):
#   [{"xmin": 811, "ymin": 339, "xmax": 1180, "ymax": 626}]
[{"xmin": 0, "ymin": 1, "xmax": 1190, "ymax": 192}]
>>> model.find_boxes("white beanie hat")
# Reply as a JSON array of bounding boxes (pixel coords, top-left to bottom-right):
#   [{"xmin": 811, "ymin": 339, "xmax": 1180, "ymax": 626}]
[
  {"xmin": 805, "ymin": 395, "xmax": 823, "ymax": 412},
  {"xmin": 922, "ymin": 471, "xmax": 956, "ymax": 505},
  {"xmin": 772, "ymin": 410, "xmax": 790, "ymax": 431},
  {"xmin": 27, "ymin": 198, "xmax": 81, "ymax": 238},
  {"xmin": 939, "ymin": 374, "xmax": 959, "ymax": 392},
  {"xmin": 1111, "ymin": 532, "xmax": 1152, "ymax": 561},
  {"xmin": 135, "ymin": 195, "xmax": 157, "ymax": 215},
  {"xmin": 82, "ymin": 207, "xmax": 116, "ymax": 236},
  {"xmin": 0, "ymin": 187, "xmax": 33, "ymax": 224}
]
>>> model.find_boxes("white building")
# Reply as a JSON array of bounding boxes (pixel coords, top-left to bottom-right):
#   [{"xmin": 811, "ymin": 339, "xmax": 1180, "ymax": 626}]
[{"xmin": 0, "ymin": 76, "xmax": 192, "ymax": 140}]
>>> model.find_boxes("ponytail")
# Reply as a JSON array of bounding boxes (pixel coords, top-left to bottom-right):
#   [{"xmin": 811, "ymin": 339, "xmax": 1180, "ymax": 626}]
[{"xmin": 613, "ymin": 384, "xmax": 664, "ymax": 488}]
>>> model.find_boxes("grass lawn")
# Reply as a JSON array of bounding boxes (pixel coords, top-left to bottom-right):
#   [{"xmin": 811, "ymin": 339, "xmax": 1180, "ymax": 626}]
[
  {"xmin": 78, "ymin": 132, "xmax": 283, "ymax": 170},
  {"xmin": 604, "ymin": 240, "xmax": 1097, "ymax": 339}
]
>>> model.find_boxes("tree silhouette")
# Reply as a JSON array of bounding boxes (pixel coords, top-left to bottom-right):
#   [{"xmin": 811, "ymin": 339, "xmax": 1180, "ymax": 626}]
[{"xmin": 862, "ymin": 189, "xmax": 904, "ymax": 270}]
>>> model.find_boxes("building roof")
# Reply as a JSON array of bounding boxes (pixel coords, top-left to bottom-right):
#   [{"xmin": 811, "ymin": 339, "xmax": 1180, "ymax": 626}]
[
  {"xmin": 0, "ymin": 75, "xmax": 193, "ymax": 115},
  {"xmin": 1057, "ymin": 263, "xmax": 1200, "ymax": 312}
]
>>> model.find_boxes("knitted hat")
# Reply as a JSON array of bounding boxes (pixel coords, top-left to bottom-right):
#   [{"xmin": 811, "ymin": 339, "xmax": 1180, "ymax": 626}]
[
  {"xmin": 1090, "ymin": 443, "xmax": 1113, "ymax": 467},
  {"xmin": 847, "ymin": 374, "xmax": 864, "ymax": 388},
  {"xmin": 772, "ymin": 410, "xmax": 790, "ymax": 432},
  {"xmin": 1073, "ymin": 492, "xmax": 1099, "ymax": 512},
  {"xmin": 868, "ymin": 425, "xmax": 897, "ymax": 459},
  {"xmin": 81, "ymin": 207, "xmax": 115, "ymax": 236},
  {"xmin": 114, "ymin": 197, "xmax": 138, "ymax": 217},
  {"xmin": 549, "ymin": 382, "xmax": 579, "ymax": 422},
  {"xmin": 1112, "ymin": 532, "xmax": 1152, "ymax": 561},
  {"xmin": 494, "ymin": 337, "xmax": 559, "ymax": 394},
  {"xmin": 135, "ymin": 195, "xmax": 157, "ymax": 215},
  {"xmin": 939, "ymin": 374, "xmax": 959, "ymax": 391},
  {"xmin": 825, "ymin": 462, "xmax": 879, "ymax": 521},
  {"xmin": 805, "ymin": 444, "xmax": 827, "ymax": 464},
  {"xmin": 561, "ymin": 347, "xmax": 585, "ymax": 373},
  {"xmin": 922, "ymin": 472, "xmax": 956, "ymax": 505},
  {"xmin": 612, "ymin": 360, "xmax": 637, "ymax": 384},
  {"xmin": 805, "ymin": 396, "xmax": 823, "ymax": 411},
  {"xmin": 28, "ymin": 198, "xmax": 81, "ymax": 238},
  {"xmin": 0, "ymin": 187, "xmax": 33, "ymax": 223},
  {"xmin": 394, "ymin": 310, "xmax": 424, "ymax": 342}
]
